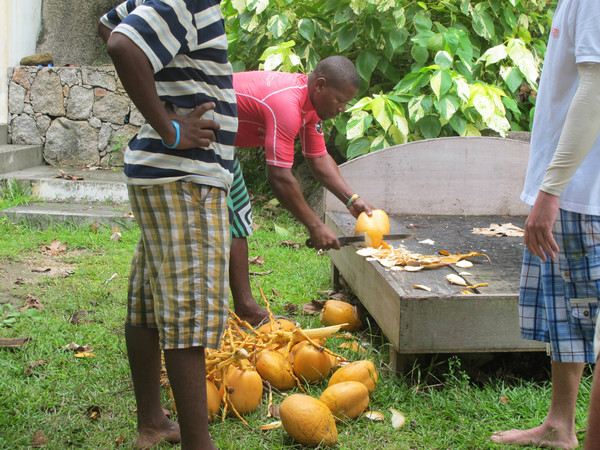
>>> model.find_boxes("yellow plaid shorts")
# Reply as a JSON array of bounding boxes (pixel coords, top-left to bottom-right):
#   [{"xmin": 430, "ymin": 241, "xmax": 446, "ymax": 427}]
[{"xmin": 127, "ymin": 181, "xmax": 230, "ymax": 350}]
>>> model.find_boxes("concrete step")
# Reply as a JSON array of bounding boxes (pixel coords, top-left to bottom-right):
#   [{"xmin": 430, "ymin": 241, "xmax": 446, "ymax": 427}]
[
  {"xmin": 0, "ymin": 144, "xmax": 43, "ymax": 173},
  {"xmin": 0, "ymin": 201, "xmax": 135, "ymax": 229},
  {"xmin": 1, "ymin": 165, "xmax": 128, "ymax": 203}
]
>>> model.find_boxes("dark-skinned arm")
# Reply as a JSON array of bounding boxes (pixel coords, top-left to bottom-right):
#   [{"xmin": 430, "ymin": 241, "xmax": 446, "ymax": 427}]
[
  {"xmin": 100, "ymin": 23, "xmax": 219, "ymax": 149},
  {"xmin": 267, "ymin": 165, "xmax": 340, "ymax": 250},
  {"xmin": 305, "ymin": 154, "xmax": 373, "ymax": 219}
]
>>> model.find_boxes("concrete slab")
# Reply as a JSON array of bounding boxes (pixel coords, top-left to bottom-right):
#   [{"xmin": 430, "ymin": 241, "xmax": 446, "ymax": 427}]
[
  {"xmin": 1, "ymin": 165, "xmax": 128, "ymax": 203},
  {"xmin": 0, "ymin": 201, "xmax": 136, "ymax": 229},
  {"xmin": 0, "ymin": 144, "xmax": 43, "ymax": 173}
]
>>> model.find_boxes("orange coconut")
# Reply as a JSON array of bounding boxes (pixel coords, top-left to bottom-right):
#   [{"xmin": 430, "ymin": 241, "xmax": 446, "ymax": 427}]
[
  {"xmin": 220, "ymin": 364, "xmax": 263, "ymax": 415},
  {"xmin": 319, "ymin": 299, "xmax": 362, "ymax": 331},
  {"xmin": 354, "ymin": 209, "xmax": 390, "ymax": 248},
  {"xmin": 280, "ymin": 394, "xmax": 337, "ymax": 447},
  {"xmin": 255, "ymin": 349, "xmax": 297, "ymax": 391},
  {"xmin": 290, "ymin": 341, "xmax": 338, "ymax": 384},
  {"xmin": 328, "ymin": 360, "xmax": 378, "ymax": 393},
  {"xmin": 319, "ymin": 381, "xmax": 370, "ymax": 419}
]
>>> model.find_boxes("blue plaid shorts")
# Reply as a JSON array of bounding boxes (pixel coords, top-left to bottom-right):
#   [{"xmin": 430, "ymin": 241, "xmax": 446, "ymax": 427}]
[{"xmin": 519, "ymin": 209, "xmax": 600, "ymax": 363}]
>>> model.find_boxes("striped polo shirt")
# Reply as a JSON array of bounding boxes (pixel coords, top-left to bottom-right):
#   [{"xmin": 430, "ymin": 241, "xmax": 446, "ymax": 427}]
[{"xmin": 101, "ymin": 0, "xmax": 237, "ymax": 190}]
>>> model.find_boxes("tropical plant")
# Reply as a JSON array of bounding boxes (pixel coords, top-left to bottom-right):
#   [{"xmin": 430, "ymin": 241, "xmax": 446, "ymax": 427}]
[{"xmin": 222, "ymin": 0, "xmax": 556, "ymax": 159}]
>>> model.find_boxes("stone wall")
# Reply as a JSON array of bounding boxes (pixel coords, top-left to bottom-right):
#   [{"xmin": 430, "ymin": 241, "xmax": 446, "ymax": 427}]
[{"xmin": 8, "ymin": 65, "xmax": 142, "ymax": 166}]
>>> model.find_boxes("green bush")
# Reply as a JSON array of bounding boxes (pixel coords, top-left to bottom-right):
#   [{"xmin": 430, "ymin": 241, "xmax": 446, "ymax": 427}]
[{"xmin": 223, "ymin": 0, "xmax": 556, "ymax": 160}]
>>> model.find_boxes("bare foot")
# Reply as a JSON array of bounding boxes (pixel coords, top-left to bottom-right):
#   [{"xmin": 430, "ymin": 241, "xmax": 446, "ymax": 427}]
[
  {"xmin": 490, "ymin": 425, "xmax": 578, "ymax": 449},
  {"xmin": 135, "ymin": 418, "xmax": 180, "ymax": 449}
]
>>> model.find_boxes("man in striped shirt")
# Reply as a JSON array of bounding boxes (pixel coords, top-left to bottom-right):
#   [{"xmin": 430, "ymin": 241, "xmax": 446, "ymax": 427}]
[{"xmin": 99, "ymin": 1, "xmax": 236, "ymax": 448}]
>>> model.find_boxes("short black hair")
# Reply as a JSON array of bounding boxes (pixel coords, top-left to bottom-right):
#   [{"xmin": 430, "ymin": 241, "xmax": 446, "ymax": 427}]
[{"xmin": 313, "ymin": 56, "xmax": 360, "ymax": 89}]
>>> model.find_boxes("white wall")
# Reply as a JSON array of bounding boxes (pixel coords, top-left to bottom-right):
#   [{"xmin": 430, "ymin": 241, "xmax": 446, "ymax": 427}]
[{"xmin": 1, "ymin": 0, "xmax": 42, "ymax": 125}]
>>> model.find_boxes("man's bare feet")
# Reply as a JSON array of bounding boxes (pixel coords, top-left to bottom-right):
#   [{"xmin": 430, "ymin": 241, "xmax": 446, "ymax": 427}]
[
  {"xmin": 135, "ymin": 417, "xmax": 180, "ymax": 449},
  {"xmin": 490, "ymin": 424, "xmax": 578, "ymax": 449}
]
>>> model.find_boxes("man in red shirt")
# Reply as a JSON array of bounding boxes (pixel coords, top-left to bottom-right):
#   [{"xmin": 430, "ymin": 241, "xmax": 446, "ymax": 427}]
[{"xmin": 228, "ymin": 56, "xmax": 374, "ymax": 324}]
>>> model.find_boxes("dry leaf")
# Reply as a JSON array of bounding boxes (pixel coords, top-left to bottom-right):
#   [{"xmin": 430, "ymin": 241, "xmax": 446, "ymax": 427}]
[
  {"xmin": 446, "ymin": 274, "xmax": 467, "ymax": 286},
  {"xmin": 32, "ymin": 430, "xmax": 48, "ymax": 447},
  {"xmin": 259, "ymin": 421, "xmax": 282, "ymax": 431},
  {"xmin": 0, "ymin": 337, "xmax": 31, "ymax": 348},
  {"xmin": 501, "ymin": 396, "xmax": 510, "ymax": 405},
  {"xmin": 41, "ymin": 239, "xmax": 68, "ymax": 255},
  {"xmin": 21, "ymin": 294, "xmax": 44, "ymax": 311},
  {"xmin": 412, "ymin": 285, "xmax": 432, "ymax": 292},
  {"xmin": 302, "ymin": 299, "xmax": 325, "ymax": 315},
  {"xmin": 364, "ymin": 411, "xmax": 385, "ymax": 421},
  {"xmin": 24, "ymin": 360, "xmax": 48, "ymax": 375},
  {"xmin": 115, "ymin": 436, "xmax": 125, "ymax": 446},
  {"xmin": 278, "ymin": 240, "xmax": 301, "ymax": 248},
  {"xmin": 390, "ymin": 409, "xmax": 406, "ymax": 429},
  {"xmin": 110, "ymin": 232, "xmax": 122, "ymax": 242},
  {"xmin": 283, "ymin": 303, "xmax": 298, "ymax": 313},
  {"xmin": 249, "ymin": 256, "xmax": 265, "ymax": 265},
  {"xmin": 339, "ymin": 342, "xmax": 351, "ymax": 349},
  {"xmin": 89, "ymin": 221, "xmax": 99, "ymax": 233},
  {"xmin": 74, "ymin": 352, "xmax": 96, "ymax": 358}
]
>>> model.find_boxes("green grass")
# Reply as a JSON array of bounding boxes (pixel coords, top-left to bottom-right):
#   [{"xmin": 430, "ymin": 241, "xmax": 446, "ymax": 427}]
[{"xmin": 0, "ymin": 204, "xmax": 594, "ymax": 449}]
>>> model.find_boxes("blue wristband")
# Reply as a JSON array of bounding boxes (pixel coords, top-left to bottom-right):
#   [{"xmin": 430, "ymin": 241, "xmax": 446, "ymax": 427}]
[{"xmin": 162, "ymin": 121, "xmax": 180, "ymax": 149}]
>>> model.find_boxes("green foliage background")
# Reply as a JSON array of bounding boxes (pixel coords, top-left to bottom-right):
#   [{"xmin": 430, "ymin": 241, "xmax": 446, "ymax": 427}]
[{"xmin": 222, "ymin": 0, "xmax": 556, "ymax": 160}]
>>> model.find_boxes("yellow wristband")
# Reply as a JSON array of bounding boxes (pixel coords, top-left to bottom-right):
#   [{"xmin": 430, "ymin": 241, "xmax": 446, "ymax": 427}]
[{"xmin": 346, "ymin": 194, "xmax": 359, "ymax": 209}]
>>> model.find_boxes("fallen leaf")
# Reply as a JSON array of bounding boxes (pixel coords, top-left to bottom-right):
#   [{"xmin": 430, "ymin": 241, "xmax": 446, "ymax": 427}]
[
  {"xmin": 283, "ymin": 303, "xmax": 298, "ymax": 313},
  {"xmin": 88, "ymin": 406, "xmax": 102, "ymax": 420},
  {"xmin": 123, "ymin": 212, "xmax": 134, "ymax": 218},
  {"xmin": 41, "ymin": 239, "xmax": 68, "ymax": 256},
  {"xmin": 21, "ymin": 294, "xmax": 44, "ymax": 311},
  {"xmin": 278, "ymin": 240, "xmax": 301, "ymax": 248},
  {"xmin": 271, "ymin": 288, "xmax": 281, "ymax": 297},
  {"xmin": 24, "ymin": 360, "xmax": 48, "ymax": 376},
  {"xmin": 32, "ymin": 430, "xmax": 48, "ymax": 447},
  {"xmin": 115, "ymin": 436, "xmax": 125, "ymax": 446},
  {"xmin": 249, "ymin": 256, "xmax": 265, "ymax": 265},
  {"xmin": 104, "ymin": 273, "xmax": 119, "ymax": 285},
  {"xmin": 339, "ymin": 342, "xmax": 351, "ymax": 349},
  {"xmin": 446, "ymin": 274, "xmax": 467, "ymax": 286},
  {"xmin": 31, "ymin": 267, "xmax": 51, "ymax": 273},
  {"xmin": 501, "ymin": 396, "xmax": 510, "ymax": 405},
  {"xmin": 390, "ymin": 409, "xmax": 406, "ymax": 429},
  {"xmin": 302, "ymin": 299, "xmax": 325, "ymax": 315},
  {"xmin": 269, "ymin": 404, "xmax": 280, "ymax": 418},
  {"xmin": 412, "ymin": 285, "xmax": 432, "ymax": 292},
  {"xmin": 328, "ymin": 292, "xmax": 348, "ymax": 302},
  {"xmin": 364, "ymin": 411, "xmax": 385, "ymax": 421},
  {"xmin": 74, "ymin": 352, "xmax": 96, "ymax": 358},
  {"xmin": 259, "ymin": 421, "xmax": 282, "ymax": 431},
  {"xmin": 0, "ymin": 337, "xmax": 31, "ymax": 348},
  {"xmin": 110, "ymin": 232, "xmax": 122, "ymax": 242},
  {"xmin": 89, "ymin": 221, "xmax": 99, "ymax": 233}
]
